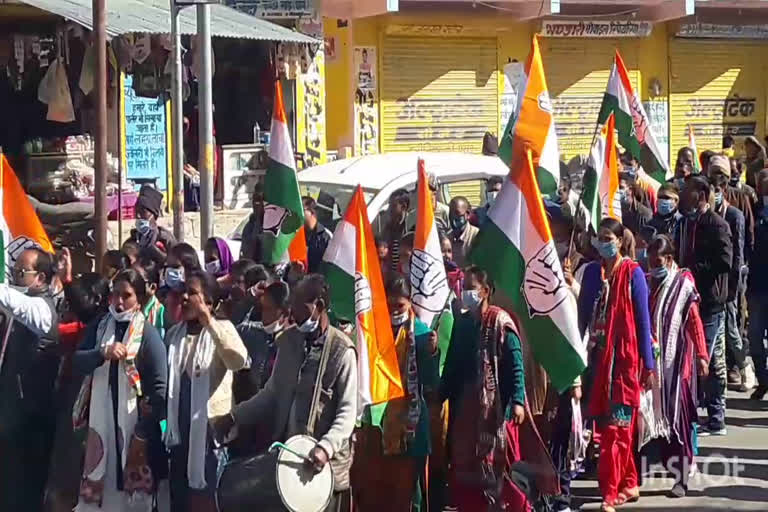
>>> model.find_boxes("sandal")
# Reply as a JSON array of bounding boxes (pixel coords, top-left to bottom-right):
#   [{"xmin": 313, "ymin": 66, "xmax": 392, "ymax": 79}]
[{"xmin": 617, "ymin": 487, "xmax": 640, "ymax": 504}]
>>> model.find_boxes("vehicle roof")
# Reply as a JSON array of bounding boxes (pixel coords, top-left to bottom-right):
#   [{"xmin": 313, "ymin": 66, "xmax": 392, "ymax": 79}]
[{"xmin": 297, "ymin": 152, "xmax": 508, "ymax": 189}]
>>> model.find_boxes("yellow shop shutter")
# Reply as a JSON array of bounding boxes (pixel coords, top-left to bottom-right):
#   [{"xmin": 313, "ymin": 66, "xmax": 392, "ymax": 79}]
[
  {"xmin": 380, "ymin": 36, "xmax": 499, "ymax": 155},
  {"xmin": 540, "ymin": 39, "xmax": 640, "ymax": 161},
  {"xmin": 669, "ymin": 39, "xmax": 766, "ymax": 161}
]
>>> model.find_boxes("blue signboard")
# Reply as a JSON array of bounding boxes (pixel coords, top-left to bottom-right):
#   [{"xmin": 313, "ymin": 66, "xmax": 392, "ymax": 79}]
[{"xmin": 123, "ymin": 75, "xmax": 169, "ymax": 190}]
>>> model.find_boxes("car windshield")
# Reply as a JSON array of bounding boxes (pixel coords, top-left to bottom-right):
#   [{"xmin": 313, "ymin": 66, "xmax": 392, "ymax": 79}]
[{"xmin": 229, "ymin": 183, "xmax": 375, "ymax": 239}]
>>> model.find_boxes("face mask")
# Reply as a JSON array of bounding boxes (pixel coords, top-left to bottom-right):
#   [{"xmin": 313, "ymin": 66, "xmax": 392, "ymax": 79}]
[
  {"xmin": 636, "ymin": 248, "xmax": 647, "ymax": 263},
  {"xmin": 675, "ymin": 178, "xmax": 686, "ymax": 189},
  {"xmin": 619, "ymin": 188, "xmax": 630, "ymax": 205},
  {"xmin": 164, "ymin": 267, "xmax": 185, "ymax": 289},
  {"xmin": 657, "ymin": 198, "xmax": 676, "ymax": 216},
  {"xmin": 450, "ymin": 215, "xmax": 467, "ymax": 232},
  {"xmin": 684, "ymin": 208, "xmax": 700, "ymax": 221},
  {"xmin": 461, "ymin": 289, "xmax": 482, "ymax": 313},
  {"xmin": 9, "ymin": 284, "xmax": 29, "ymax": 294},
  {"xmin": 485, "ymin": 190, "xmax": 499, "ymax": 207},
  {"xmin": 263, "ymin": 319, "xmax": 284, "ymax": 335},
  {"xmin": 136, "ymin": 218, "xmax": 152, "ymax": 235},
  {"xmin": 109, "ymin": 304, "xmax": 135, "ymax": 322},
  {"xmin": 391, "ymin": 311, "xmax": 410, "ymax": 326},
  {"xmin": 595, "ymin": 240, "xmax": 618, "ymax": 260},
  {"xmin": 730, "ymin": 177, "xmax": 740, "ymax": 187},
  {"xmin": 650, "ymin": 266, "xmax": 668, "ymax": 280},
  {"xmin": 205, "ymin": 260, "xmax": 221, "ymax": 275},
  {"xmin": 297, "ymin": 306, "xmax": 319, "ymax": 334},
  {"xmin": 714, "ymin": 192, "xmax": 723, "ymax": 207}
]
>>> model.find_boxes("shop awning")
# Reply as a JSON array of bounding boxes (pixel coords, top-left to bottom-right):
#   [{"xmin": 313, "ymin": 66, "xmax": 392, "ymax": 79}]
[{"xmin": 18, "ymin": 0, "xmax": 318, "ymax": 43}]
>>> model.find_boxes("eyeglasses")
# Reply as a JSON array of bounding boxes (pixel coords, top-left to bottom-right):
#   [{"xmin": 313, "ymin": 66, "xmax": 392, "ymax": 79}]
[{"xmin": 13, "ymin": 269, "xmax": 39, "ymax": 279}]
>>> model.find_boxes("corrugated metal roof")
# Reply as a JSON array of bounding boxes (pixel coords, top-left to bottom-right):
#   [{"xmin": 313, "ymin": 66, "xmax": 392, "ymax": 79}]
[{"xmin": 18, "ymin": 0, "xmax": 318, "ymax": 43}]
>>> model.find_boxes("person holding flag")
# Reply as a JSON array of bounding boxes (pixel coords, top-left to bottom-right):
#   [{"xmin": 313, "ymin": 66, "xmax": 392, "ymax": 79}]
[{"xmin": 688, "ymin": 125, "xmax": 701, "ymax": 174}]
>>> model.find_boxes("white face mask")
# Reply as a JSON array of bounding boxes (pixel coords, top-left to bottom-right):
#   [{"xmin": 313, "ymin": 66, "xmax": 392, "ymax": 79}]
[
  {"xmin": 486, "ymin": 190, "xmax": 499, "ymax": 206},
  {"xmin": 109, "ymin": 304, "xmax": 135, "ymax": 323},
  {"xmin": 205, "ymin": 260, "xmax": 221, "ymax": 275},
  {"xmin": 461, "ymin": 289, "xmax": 482, "ymax": 313},
  {"xmin": 297, "ymin": 306, "xmax": 320, "ymax": 334},
  {"xmin": 263, "ymin": 319, "xmax": 284, "ymax": 335},
  {"xmin": 391, "ymin": 311, "xmax": 410, "ymax": 326}
]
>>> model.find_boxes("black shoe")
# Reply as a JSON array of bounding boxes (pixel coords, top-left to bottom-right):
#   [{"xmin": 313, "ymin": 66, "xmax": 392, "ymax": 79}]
[
  {"xmin": 667, "ymin": 483, "xmax": 687, "ymax": 498},
  {"xmin": 751, "ymin": 385, "xmax": 768, "ymax": 401}
]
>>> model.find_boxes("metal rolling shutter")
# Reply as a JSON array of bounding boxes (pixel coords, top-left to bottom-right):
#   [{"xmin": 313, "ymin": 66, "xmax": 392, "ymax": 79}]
[
  {"xmin": 670, "ymin": 40, "xmax": 766, "ymax": 160},
  {"xmin": 380, "ymin": 36, "xmax": 499, "ymax": 163},
  {"xmin": 540, "ymin": 39, "xmax": 640, "ymax": 161}
]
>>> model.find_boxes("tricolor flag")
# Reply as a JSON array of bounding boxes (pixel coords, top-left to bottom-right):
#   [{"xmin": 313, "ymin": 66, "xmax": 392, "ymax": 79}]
[
  {"xmin": 688, "ymin": 124, "xmax": 701, "ymax": 173},
  {"xmin": 583, "ymin": 113, "xmax": 622, "ymax": 233},
  {"xmin": 262, "ymin": 81, "xmax": 305, "ymax": 265},
  {"xmin": 597, "ymin": 50, "xmax": 671, "ymax": 184},
  {"xmin": 322, "ymin": 186, "xmax": 404, "ymax": 407},
  {"xmin": 0, "ymin": 154, "xmax": 53, "ymax": 282},
  {"xmin": 470, "ymin": 148, "xmax": 586, "ymax": 392},
  {"xmin": 410, "ymin": 158, "xmax": 450, "ymax": 327},
  {"xmin": 498, "ymin": 35, "xmax": 560, "ymax": 196}
]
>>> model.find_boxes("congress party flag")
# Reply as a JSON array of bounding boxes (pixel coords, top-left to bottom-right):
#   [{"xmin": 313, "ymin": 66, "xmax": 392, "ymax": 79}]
[
  {"xmin": 583, "ymin": 113, "xmax": 622, "ymax": 233},
  {"xmin": 597, "ymin": 50, "xmax": 671, "ymax": 184},
  {"xmin": 0, "ymin": 154, "xmax": 53, "ymax": 282},
  {"xmin": 411, "ymin": 158, "xmax": 450, "ymax": 327},
  {"xmin": 689, "ymin": 124, "xmax": 701, "ymax": 173},
  {"xmin": 470, "ymin": 148, "xmax": 586, "ymax": 392},
  {"xmin": 262, "ymin": 81, "xmax": 305, "ymax": 265},
  {"xmin": 498, "ymin": 35, "xmax": 561, "ymax": 196},
  {"xmin": 322, "ymin": 186, "xmax": 404, "ymax": 407}
]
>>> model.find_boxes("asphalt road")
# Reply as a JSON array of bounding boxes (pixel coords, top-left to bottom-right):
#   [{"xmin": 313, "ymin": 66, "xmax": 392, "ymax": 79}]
[{"xmin": 574, "ymin": 389, "xmax": 768, "ymax": 511}]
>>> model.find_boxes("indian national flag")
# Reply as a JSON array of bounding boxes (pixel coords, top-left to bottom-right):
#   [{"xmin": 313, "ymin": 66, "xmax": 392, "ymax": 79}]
[
  {"xmin": 583, "ymin": 113, "xmax": 622, "ymax": 233},
  {"xmin": 470, "ymin": 148, "xmax": 586, "ymax": 392},
  {"xmin": 498, "ymin": 35, "xmax": 560, "ymax": 196},
  {"xmin": 322, "ymin": 186, "xmax": 404, "ymax": 407},
  {"xmin": 597, "ymin": 50, "xmax": 671, "ymax": 184},
  {"xmin": 0, "ymin": 154, "xmax": 53, "ymax": 282},
  {"xmin": 411, "ymin": 158, "xmax": 450, "ymax": 327},
  {"xmin": 262, "ymin": 81, "xmax": 305, "ymax": 265},
  {"xmin": 689, "ymin": 124, "xmax": 701, "ymax": 173}
]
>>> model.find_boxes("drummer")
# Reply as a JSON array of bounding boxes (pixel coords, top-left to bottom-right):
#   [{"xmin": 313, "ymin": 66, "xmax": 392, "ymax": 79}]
[
  {"xmin": 164, "ymin": 271, "xmax": 248, "ymax": 512},
  {"xmin": 219, "ymin": 274, "xmax": 358, "ymax": 511}
]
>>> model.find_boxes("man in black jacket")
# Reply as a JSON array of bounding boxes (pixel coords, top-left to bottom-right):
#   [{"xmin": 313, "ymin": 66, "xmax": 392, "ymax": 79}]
[
  {"xmin": 677, "ymin": 176, "xmax": 733, "ymax": 435},
  {"xmin": 710, "ymin": 155, "xmax": 754, "ymax": 392},
  {"xmin": 303, "ymin": 196, "xmax": 333, "ymax": 273},
  {"xmin": 130, "ymin": 185, "xmax": 176, "ymax": 264},
  {"xmin": 748, "ymin": 169, "xmax": 768, "ymax": 401}
]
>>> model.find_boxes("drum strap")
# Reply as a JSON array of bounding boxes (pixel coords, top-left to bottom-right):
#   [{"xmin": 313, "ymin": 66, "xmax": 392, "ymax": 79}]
[{"xmin": 306, "ymin": 333, "xmax": 333, "ymax": 436}]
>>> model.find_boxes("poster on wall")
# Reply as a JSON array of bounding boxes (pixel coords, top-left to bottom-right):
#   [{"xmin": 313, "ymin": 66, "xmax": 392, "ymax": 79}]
[
  {"xmin": 123, "ymin": 75, "xmax": 169, "ymax": 190},
  {"xmin": 354, "ymin": 47, "xmax": 378, "ymax": 156},
  {"xmin": 304, "ymin": 49, "xmax": 326, "ymax": 167},
  {"xmin": 643, "ymin": 100, "xmax": 669, "ymax": 169}
]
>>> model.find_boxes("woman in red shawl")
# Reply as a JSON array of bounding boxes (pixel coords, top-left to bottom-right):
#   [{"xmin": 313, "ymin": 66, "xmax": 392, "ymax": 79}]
[{"xmin": 578, "ymin": 218, "xmax": 656, "ymax": 512}]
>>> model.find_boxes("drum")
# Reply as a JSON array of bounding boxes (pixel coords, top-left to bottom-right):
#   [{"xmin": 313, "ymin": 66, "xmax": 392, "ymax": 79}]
[{"xmin": 217, "ymin": 435, "xmax": 334, "ymax": 512}]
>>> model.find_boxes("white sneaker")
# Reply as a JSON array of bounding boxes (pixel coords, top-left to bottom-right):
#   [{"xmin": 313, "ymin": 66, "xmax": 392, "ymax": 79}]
[{"xmin": 740, "ymin": 365, "xmax": 757, "ymax": 391}]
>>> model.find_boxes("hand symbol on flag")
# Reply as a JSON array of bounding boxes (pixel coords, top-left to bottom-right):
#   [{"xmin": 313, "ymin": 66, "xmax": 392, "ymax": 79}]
[
  {"xmin": 6, "ymin": 236, "xmax": 40, "ymax": 270},
  {"xmin": 410, "ymin": 249, "xmax": 449, "ymax": 314},
  {"xmin": 522, "ymin": 243, "xmax": 568, "ymax": 318},
  {"xmin": 262, "ymin": 204, "xmax": 290, "ymax": 237},
  {"xmin": 354, "ymin": 273, "xmax": 372, "ymax": 315}
]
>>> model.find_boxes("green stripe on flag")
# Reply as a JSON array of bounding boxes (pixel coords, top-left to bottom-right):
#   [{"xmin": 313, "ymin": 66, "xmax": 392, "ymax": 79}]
[
  {"xmin": 321, "ymin": 261, "xmax": 355, "ymax": 322},
  {"xmin": 262, "ymin": 157, "xmax": 304, "ymax": 264},
  {"xmin": 470, "ymin": 220, "xmax": 586, "ymax": 392}
]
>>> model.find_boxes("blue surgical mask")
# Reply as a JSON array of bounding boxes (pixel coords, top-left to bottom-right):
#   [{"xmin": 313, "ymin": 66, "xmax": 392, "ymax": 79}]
[
  {"xmin": 450, "ymin": 215, "xmax": 468, "ymax": 233},
  {"xmin": 714, "ymin": 192, "xmax": 723, "ymax": 207},
  {"xmin": 461, "ymin": 289, "xmax": 482, "ymax": 313},
  {"xmin": 636, "ymin": 248, "xmax": 647, "ymax": 263},
  {"xmin": 298, "ymin": 306, "xmax": 320, "ymax": 334},
  {"xmin": 595, "ymin": 240, "xmax": 618, "ymax": 260},
  {"xmin": 657, "ymin": 198, "xmax": 676, "ymax": 216},
  {"xmin": 619, "ymin": 188, "xmax": 630, "ymax": 205},
  {"xmin": 650, "ymin": 266, "xmax": 669, "ymax": 280},
  {"xmin": 685, "ymin": 208, "xmax": 700, "ymax": 221},
  {"xmin": 136, "ymin": 218, "xmax": 152, "ymax": 235},
  {"xmin": 164, "ymin": 267, "xmax": 184, "ymax": 289}
]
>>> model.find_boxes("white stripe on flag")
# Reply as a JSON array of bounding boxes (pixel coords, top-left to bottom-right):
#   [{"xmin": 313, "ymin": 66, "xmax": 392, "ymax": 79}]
[
  {"xmin": 269, "ymin": 119, "xmax": 296, "ymax": 170},
  {"xmin": 322, "ymin": 219, "xmax": 356, "ymax": 276}
]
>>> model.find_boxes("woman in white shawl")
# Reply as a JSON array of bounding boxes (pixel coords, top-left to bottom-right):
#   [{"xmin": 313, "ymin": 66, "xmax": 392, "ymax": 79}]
[
  {"xmin": 72, "ymin": 269, "xmax": 168, "ymax": 512},
  {"xmin": 164, "ymin": 270, "xmax": 247, "ymax": 511}
]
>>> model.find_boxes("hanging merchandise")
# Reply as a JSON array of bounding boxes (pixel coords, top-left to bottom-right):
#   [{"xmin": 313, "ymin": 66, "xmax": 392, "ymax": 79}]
[
  {"xmin": 46, "ymin": 59, "xmax": 76, "ymax": 123},
  {"xmin": 79, "ymin": 43, "xmax": 95, "ymax": 95},
  {"xmin": 37, "ymin": 58, "xmax": 58, "ymax": 104},
  {"xmin": 133, "ymin": 33, "xmax": 151, "ymax": 64},
  {"xmin": 276, "ymin": 42, "xmax": 300, "ymax": 79}
]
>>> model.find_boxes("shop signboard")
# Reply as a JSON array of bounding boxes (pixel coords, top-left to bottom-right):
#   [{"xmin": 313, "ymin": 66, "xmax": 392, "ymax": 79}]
[
  {"xmin": 122, "ymin": 75, "xmax": 170, "ymax": 190},
  {"xmin": 677, "ymin": 23, "xmax": 768, "ymax": 40},
  {"xmin": 643, "ymin": 100, "xmax": 669, "ymax": 167},
  {"xmin": 540, "ymin": 20, "xmax": 653, "ymax": 38},
  {"xmin": 227, "ymin": 0, "xmax": 313, "ymax": 17}
]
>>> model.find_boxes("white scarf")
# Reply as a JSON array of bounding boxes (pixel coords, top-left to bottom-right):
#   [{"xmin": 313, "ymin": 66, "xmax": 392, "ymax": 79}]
[
  {"xmin": 164, "ymin": 322, "xmax": 215, "ymax": 489},
  {"xmin": 81, "ymin": 309, "xmax": 145, "ymax": 500}
]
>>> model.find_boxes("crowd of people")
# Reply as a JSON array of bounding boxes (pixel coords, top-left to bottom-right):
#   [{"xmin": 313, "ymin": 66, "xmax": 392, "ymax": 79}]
[{"xmin": 0, "ymin": 134, "xmax": 766, "ymax": 512}]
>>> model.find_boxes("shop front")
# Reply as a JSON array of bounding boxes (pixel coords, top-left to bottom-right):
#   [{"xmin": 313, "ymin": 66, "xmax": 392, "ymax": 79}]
[{"xmin": 669, "ymin": 24, "xmax": 768, "ymax": 160}]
